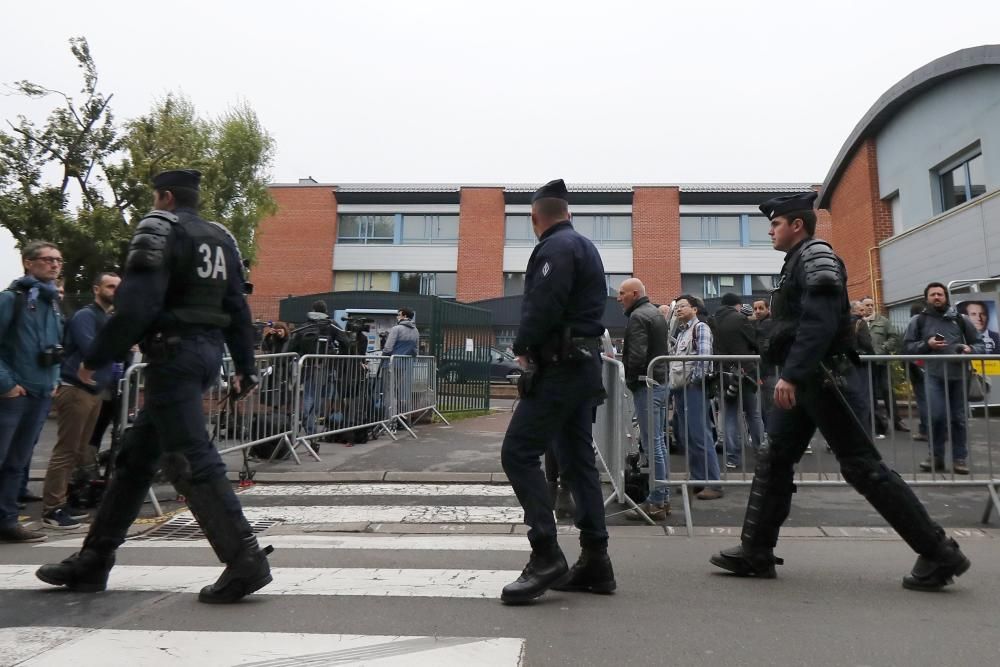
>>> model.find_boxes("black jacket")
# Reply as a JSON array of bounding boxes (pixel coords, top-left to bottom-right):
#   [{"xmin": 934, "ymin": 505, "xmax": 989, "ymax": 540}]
[
  {"xmin": 711, "ymin": 305, "xmax": 757, "ymax": 372},
  {"xmin": 622, "ymin": 296, "xmax": 669, "ymax": 388}
]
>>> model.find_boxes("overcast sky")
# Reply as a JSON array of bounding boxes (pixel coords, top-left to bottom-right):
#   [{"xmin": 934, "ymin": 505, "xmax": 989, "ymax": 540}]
[{"xmin": 2, "ymin": 0, "xmax": 998, "ymax": 284}]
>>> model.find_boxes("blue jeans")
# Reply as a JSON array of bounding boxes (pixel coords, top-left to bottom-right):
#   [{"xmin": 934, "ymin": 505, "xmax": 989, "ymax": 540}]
[
  {"xmin": 633, "ymin": 384, "xmax": 669, "ymax": 504},
  {"xmin": 722, "ymin": 389, "xmax": 765, "ymax": 466},
  {"xmin": 927, "ymin": 375, "xmax": 967, "ymax": 462},
  {"xmin": 0, "ymin": 394, "xmax": 52, "ymax": 527},
  {"xmin": 672, "ymin": 384, "xmax": 721, "ymax": 488}
]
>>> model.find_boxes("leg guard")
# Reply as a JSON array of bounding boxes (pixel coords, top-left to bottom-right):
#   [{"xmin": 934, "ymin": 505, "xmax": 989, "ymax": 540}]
[
  {"xmin": 178, "ymin": 474, "xmax": 273, "ymax": 604},
  {"xmin": 739, "ymin": 444, "xmax": 796, "ymax": 550},
  {"xmin": 840, "ymin": 458, "xmax": 947, "ymax": 556}
]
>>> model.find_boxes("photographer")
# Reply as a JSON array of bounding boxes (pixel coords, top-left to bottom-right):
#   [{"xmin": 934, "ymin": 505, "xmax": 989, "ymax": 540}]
[
  {"xmin": 40, "ymin": 272, "xmax": 120, "ymax": 530},
  {"xmin": 261, "ymin": 322, "xmax": 290, "ymax": 354},
  {"xmin": 383, "ymin": 308, "xmax": 418, "ymax": 417},
  {"xmin": 0, "ymin": 241, "xmax": 65, "ymax": 544}
]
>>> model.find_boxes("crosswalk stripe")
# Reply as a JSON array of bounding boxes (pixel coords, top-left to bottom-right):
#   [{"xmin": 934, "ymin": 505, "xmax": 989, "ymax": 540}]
[
  {"xmin": 0, "ymin": 565, "xmax": 518, "ymax": 598},
  {"xmin": 36, "ymin": 534, "xmax": 531, "ymax": 551},
  {"xmin": 241, "ymin": 505, "xmax": 524, "ymax": 524},
  {"xmin": 0, "ymin": 627, "xmax": 524, "ymax": 666},
  {"xmin": 240, "ymin": 483, "xmax": 516, "ymax": 497}
]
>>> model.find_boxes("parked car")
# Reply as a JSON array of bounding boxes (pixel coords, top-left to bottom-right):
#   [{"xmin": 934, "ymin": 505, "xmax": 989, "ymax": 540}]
[{"xmin": 439, "ymin": 347, "xmax": 522, "ymax": 384}]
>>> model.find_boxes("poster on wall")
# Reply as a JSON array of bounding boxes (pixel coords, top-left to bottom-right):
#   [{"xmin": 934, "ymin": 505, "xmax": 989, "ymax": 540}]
[{"xmin": 954, "ymin": 294, "xmax": 1000, "ymax": 405}]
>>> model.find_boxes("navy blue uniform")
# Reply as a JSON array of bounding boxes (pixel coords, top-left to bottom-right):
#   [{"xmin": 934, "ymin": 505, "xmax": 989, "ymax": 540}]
[
  {"xmin": 502, "ymin": 220, "xmax": 609, "ymax": 549},
  {"xmin": 743, "ymin": 237, "xmax": 947, "ymax": 558}
]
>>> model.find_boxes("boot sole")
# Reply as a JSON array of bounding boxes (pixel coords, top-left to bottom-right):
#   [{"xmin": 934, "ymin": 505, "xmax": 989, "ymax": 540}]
[
  {"xmin": 902, "ymin": 557, "xmax": 971, "ymax": 592},
  {"xmin": 550, "ymin": 580, "xmax": 616, "ymax": 594},
  {"xmin": 709, "ymin": 554, "xmax": 777, "ymax": 579},
  {"xmin": 35, "ymin": 569, "xmax": 107, "ymax": 592},
  {"xmin": 198, "ymin": 573, "xmax": 273, "ymax": 604}
]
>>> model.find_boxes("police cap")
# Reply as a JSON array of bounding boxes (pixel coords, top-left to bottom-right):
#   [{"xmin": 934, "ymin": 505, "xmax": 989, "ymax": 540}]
[
  {"xmin": 531, "ymin": 178, "xmax": 569, "ymax": 203},
  {"xmin": 758, "ymin": 191, "xmax": 817, "ymax": 220},
  {"xmin": 152, "ymin": 169, "xmax": 202, "ymax": 190}
]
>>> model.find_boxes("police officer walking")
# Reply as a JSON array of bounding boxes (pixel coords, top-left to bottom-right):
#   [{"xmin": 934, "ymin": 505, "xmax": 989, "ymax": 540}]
[
  {"xmin": 37, "ymin": 169, "xmax": 273, "ymax": 603},
  {"xmin": 709, "ymin": 192, "xmax": 970, "ymax": 591},
  {"xmin": 500, "ymin": 179, "xmax": 614, "ymax": 604}
]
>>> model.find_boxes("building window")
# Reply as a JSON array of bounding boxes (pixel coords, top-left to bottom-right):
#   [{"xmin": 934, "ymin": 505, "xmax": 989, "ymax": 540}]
[
  {"xmin": 504, "ymin": 214, "xmax": 632, "ymax": 246},
  {"xmin": 747, "ymin": 216, "xmax": 772, "ymax": 246},
  {"xmin": 334, "ymin": 271, "xmax": 392, "ymax": 291},
  {"xmin": 505, "ymin": 216, "xmax": 535, "ymax": 245},
  {"xmin": 939, "ymin": 152, "xmax": 986, "ymax": 212},
  {"xmin": 401, "ymin": 215, "xmax": 459, "ymax": 244},
  {"xmin": 605, "ymin": 274, "xmax": 632, "ymax": 296},
  {"xmin": 337, "ymin": 215, "xmax": 395, "ymax": 244},
  {"xmin": 571, "ymin": 215, "xmax": 632, "ymax": 246},
  {"xmin": 681, "ymin": 274, "xmax": 749, "ymax": 299},
  {"xmin": 504, "ymin": 272, "xmax": 525, "ymax": 296},
  {"xmin": 399, "ymin": 272, "xmax": 457, "ymax": 297},
  {"xmin": 680, "ymin": 216, "xmax": 741, "ymax": 247}
]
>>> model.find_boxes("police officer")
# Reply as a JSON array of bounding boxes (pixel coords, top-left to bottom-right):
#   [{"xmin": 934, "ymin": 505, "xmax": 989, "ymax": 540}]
[
  {"xmin": 500, "ymin": 179, "xmax": 614, "ymax": 604},
  {"xmin": 36, "ymin": 169, "xmax": 273, "ymax": 603},
  {"xmin": 709, "ymin": 192, "xmax": 970, "ymax": 592}
]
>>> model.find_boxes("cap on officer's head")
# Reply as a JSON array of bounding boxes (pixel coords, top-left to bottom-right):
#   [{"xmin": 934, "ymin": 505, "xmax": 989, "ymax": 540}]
[
  {"xmin": 531, "ymin": 179, "xmax": 569, "ymax": 203},
  {"xmin": 758, "ymin": 191, "xmax": 817, "ymax": 220},
  {"xmin": 152, "ymin": 169, "xmax": 202, "ymax": 191}
]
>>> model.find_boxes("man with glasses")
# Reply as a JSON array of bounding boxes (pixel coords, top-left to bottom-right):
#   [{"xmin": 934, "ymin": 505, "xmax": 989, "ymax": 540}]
[{"xmin": 0, "ymin": 241, "xmax": 65, "ymax": 543}]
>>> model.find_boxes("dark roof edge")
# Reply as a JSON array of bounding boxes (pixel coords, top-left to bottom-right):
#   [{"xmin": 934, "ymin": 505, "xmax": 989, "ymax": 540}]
[{"xmin": 818, "ymin": 44, "xmax": 1000, "ymax": 209}]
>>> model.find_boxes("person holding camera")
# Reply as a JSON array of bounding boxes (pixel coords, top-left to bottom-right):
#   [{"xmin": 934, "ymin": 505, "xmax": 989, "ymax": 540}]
[
  {"xmin": 36, "ymin": 169, "xmax": 271, "ymax": 603},
  {"xmin": 38, "ymin": 272, "xmax": 120, "ymax": 530},
  {"xmin": 0, "ymin": 241, "xmax": 65, "ymax": 543},
  {"xmin": 261, "ymin": 321, "xmax": 290, "ymax": 354},
  {"xmin": 902, "ymin": 282, "xmax": 983, "ymax": 475}
]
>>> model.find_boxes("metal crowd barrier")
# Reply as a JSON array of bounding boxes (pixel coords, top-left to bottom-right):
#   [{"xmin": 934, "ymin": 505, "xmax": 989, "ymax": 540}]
[
  {"xmin": 639, "ymin": 353, "xmax": 1000, "ymax": 535},
  {"xmin": 593, "ymin": 356, "xmax": 632, "ymax": 507},
  {"xmin": 386, "ymin": 355, "xmax": 449, "ymax": 437}
]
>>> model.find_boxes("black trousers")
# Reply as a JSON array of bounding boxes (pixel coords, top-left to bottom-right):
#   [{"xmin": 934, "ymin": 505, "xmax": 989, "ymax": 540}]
[
  {"xmin": 742, "ymin": 364, "xmax": 944, "ymax": 556},
  {"xmin": 501, "ymin": 361, "xmax": 608, "ymax": 549}
]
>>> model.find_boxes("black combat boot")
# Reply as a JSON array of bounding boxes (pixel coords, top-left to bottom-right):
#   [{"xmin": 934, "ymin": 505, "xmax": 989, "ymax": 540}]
[
  {"xmin": 36, "ymin": 536, "xmax": 117, "ymax": 592},
  {"xmin": 551, "ymin": 545, "xmax": 616, "ymax": 594},
  {"xmin": 501, "ymin": 540, "xmax": 569, "ymax": 605},
  {"xmin": 902, "ymin": 538, "xmax": 971, "ymax": 592},
  {"xmin": 181, "ymin": 477, "xmax": 273, "ymax": 604},
  {"xmin": 710, "ymin": 545, "xmax": 784, "ymax": 578}
]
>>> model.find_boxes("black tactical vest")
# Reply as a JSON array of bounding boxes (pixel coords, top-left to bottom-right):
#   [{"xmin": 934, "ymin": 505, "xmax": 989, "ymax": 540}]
[{"xmin": 161, "ymin": 212, "xmax": 232, "ymax": 329}]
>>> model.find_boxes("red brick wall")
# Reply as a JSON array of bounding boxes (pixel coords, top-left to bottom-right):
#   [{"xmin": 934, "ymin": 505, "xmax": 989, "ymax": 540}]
[
  {"xmin": 825, "ymin": 138, "xmax": 893, "ymax": 302},
  {"xmin": 253, "ymin": 186, "xmax": 337, "ymax": 309},
  {"xmin": 632, "ymin": 187, "xmax": 681, "ymax": 303},
  {"xmin": 456, "ymin": 187, "xmax": 505, "ymax": 302}
]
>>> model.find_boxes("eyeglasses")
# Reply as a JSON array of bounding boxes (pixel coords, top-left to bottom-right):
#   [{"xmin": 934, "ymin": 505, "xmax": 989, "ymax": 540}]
[{"xmin": 32, "ymin": 256, "xmax": 64, "ymax": 265}]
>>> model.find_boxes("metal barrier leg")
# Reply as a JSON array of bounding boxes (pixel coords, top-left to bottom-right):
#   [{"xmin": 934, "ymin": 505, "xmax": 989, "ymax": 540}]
[
  {"xmin": 982, "ymin": 483, "xmax": 1000, "ymax": 524},
  {"xmin": 431, "ymin": 408, "xmax": 451, "ymax": 425},
  {"xmin": 147, "ymin": 488, "xmax": 163, "ymax": 517},
  {"xmin": 394, "ymin": 416, "xmax": 418, "ymax": 439},
  {"xmin": 681, "ymin": 484, "xmax": 694, "ymax": 537}
]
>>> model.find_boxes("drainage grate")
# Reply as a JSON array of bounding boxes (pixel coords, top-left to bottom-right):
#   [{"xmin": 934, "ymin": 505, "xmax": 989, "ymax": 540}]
[{"xmin": 131, "ymin": 516, "xmax": 280, "ymax": 541}]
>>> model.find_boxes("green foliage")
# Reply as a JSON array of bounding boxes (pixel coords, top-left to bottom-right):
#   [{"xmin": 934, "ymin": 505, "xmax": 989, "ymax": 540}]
[{"xmin": 0, "ymin": 37, "xmax": 276, "ymax": 291}]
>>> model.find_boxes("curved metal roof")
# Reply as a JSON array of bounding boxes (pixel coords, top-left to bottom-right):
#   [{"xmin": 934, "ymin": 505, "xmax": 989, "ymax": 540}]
[{"xmin": 818, "ymin": 44, "xmax": 1000, "ymax": 209}]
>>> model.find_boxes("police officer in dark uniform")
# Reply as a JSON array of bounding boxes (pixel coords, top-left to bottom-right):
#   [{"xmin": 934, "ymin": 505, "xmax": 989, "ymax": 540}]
[
  {"xmin": 709, "ymin": 192, "xmax": 970, "ymax": 591},
  {"xmin": 36, "ymin": 169, "xmax": 273, "ymax": 603},
  {"xmin": 499, "ymin": 179, "xmax": 614, "ymax": 604}
]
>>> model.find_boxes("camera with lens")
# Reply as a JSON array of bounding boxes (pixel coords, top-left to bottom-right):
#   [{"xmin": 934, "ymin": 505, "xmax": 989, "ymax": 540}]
[
  {"xmin": 39, "ymin": 345, "xmax": 65, "ymax": 367},
  {"xmin": 344, "ymin": 316, "xmax": 374, "ymax": 334}
]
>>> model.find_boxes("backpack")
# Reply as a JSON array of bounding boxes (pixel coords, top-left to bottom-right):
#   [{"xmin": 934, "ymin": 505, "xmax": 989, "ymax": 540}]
[{"xmin": 290, "ymin": 319, "xmax": 344, "ymax": 356}]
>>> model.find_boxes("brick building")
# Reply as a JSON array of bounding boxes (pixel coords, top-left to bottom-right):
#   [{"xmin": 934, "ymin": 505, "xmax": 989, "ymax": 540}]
[
  {"xmin": 818, "ymin": 44, "xmax": 1000, "ymax": 327},
  {"xmin": 250, "ymin": 181, "xmax": 817, "ymax": 325}
]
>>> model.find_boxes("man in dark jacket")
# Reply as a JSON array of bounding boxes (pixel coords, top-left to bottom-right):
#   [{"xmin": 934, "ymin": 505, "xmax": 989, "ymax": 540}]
[
  {"xmin": 618, "ymin": 278, "xmax": 671, "ymax": 519},
  {"xmin": 902, "ymin": 282, "xmax": 983, "ymax": 475},
  {"xmin": 712, "ymin": 293, "xmax": 765, "ymax": 469},
  {"xmin": 752, "ymin": 299, "xmax": 778, "ymax": 426},
  {"xmin": 40, "ymin": 272, "xmax": 120, "ymax": 529}
]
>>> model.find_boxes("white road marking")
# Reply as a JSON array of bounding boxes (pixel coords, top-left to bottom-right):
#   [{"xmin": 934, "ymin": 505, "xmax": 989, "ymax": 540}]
[
  {"xmin": 1, "ymin": 627, "xmax": 524, "ymax": 666},
  {"xmin": 241, "ymin": 483, "xmax": 516, "ymax": 497},
  {"xmin": 1, "ymin": 565, "xmax": 518, "ymax": 598},
  {"xmin": 240, "ymin": 505, "xmax": 524, "ymax": 524},
  {"xmin": 37, "ymin": 534, "xmax": 530, "ymax": 551}
]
